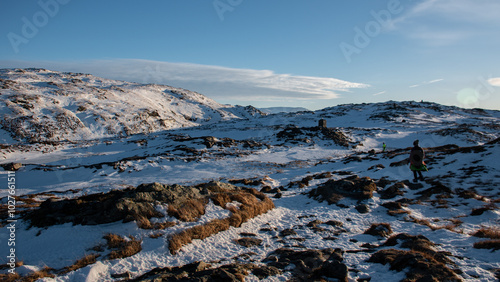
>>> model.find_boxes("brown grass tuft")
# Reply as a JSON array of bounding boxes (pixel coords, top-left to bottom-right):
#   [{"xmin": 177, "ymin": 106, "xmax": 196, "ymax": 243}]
[
  {"xmin": 61, "ymin": 254, "xmax": 100, "ymax": 274},
  {"xmin": 408, "ymin": 216, "xmax": 461, "ymax": 232},
  {"xmin": 104, "ymin": 233, "xmax": 142, "ymax": 260},
  {"xmin": 136, "ymin": 215, "xmax": 153, "ymax": 229},
  {"xmin": 168, "ymin": 188, "xmax": 274, "ymax": 254},
  {"xmin": 0, "ymin": 260, "xmax": 23, "ymax": 270},
  {"xmin": 473, "ymin": 239, "xmax": 500, "ymax": 250},
  {"xmin": 26, "ymin": 267, "xmax": 56, "ymax": 281},
  {"xmin": 104, "ymin": 233, "xmax": 125, "ymax": 249},
  {"xmin": 0, "ymin": 273, "xmax": 20, "ymax": 282},
  {"xmin": 152, "ymin": 221, "xmax": 176, "ymax": 230},
  {"xmin": 169, "ymin": 218, "xmax": 230, "ymax": 254},
  {"xmin": 210, "ymin": 193, "xmax": 232, "ymax": 207},
  {"xmin": 149, "ymin": 232, "xmax": 163, "ymax": 239},
  {"xmin": 167, "ymin": 198, "xmax": 207, "ymax": 222},
  {"xmin": 136, "ymin": 216, "xmax": 175, "ymax": 230},
  {"xmin": 472, "ymin": 227, "xmax": 500, "ymax": 239},
  {"xmin": 108, "ymin": 239, "xmax": 142, "ymax": 260},
  {"xmin": 3, "ymin": 267, "xmax": 55, "ymax": 282},
  {"xmin": 14, "ymin": 195, "xmax": 39, "ymax": 206},
  {"xmin": 387, "ymin": 209, "xmax": 411, "ymax": 216}
]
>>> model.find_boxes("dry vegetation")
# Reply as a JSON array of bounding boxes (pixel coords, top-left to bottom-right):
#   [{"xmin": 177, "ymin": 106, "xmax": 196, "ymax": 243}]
[
  {"xmin": 1, "ymin": 233, "xmax": 142, "ymax": 280},
  {"xmin": 104, "ymin": 233, "xmax": 143, "ymax": 260},
  {"xmin": 135, "ymin": 215, "xmax": 176, "ymax": 230},
  {"xmin": 472, "ymin": 227, "xmax": 500, "ymax": 239},
  {"xmin": 368, "ymin": 249, "xmax": 461, "ymax": 281},
  {"xmin": 407, "ymin": 216, "xmax": 462, "ymax": 232},
  {"xmin": 0, "ymin": 267, "xmax": 55, "ymax": 282},
  {"xmin": 471, "ymin": 203, "xmax": 498, "ymax": 216},
  {"xmin": 60, "ymin": 254, "xmax": 100, "ymax": 274},
  {"xmin": 167, "ymin": 198, "xmax": 208, "ymax": 222},
  {"xmin": 364, "ymin": 223, "xmax": 393, "ymax": 237},
  {"xmin": 168, "ymin": 188, "xmax": 275, "ymax": 254},
  {"xmin": 473, "ymin": 240, "xmax": 500, "ymax": 250}
]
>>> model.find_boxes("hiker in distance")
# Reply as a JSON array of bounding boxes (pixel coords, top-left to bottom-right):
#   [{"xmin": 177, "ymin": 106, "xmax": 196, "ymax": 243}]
[
  {"xmin": 409, "ymin": 140, "xmax": 427, "ymax": 182},
  {"xmin": 382, "ymin": 142, "xmax": 386, "ymax": 152}
]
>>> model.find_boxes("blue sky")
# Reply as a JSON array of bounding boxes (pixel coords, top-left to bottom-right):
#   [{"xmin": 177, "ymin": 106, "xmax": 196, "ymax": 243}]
[{"xmin": 1, "ymin": 0, "xmax": 499, "ymax": 110}]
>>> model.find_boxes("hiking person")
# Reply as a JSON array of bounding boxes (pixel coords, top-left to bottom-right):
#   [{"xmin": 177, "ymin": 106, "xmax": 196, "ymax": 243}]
[
  {"xmin": 382, "ymin": 142, "xmax": 386, "ymax": 152},
  {"xmin": 409, "ymin": 140, "xmax": 427, "ymax": 182}
]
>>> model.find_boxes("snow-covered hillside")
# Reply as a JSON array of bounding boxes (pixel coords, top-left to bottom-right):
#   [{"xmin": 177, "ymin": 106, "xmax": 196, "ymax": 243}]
[
  {"xmin": 0, "ymin": 84, "xmax": 499, "ymax": 281},
  {"xmin": 258, "ymin": 107, "xmax": 310, "ymax": 114},
  {"xmin": 0, "ymin": 68, "xmax": 263, "ymax": 143}
]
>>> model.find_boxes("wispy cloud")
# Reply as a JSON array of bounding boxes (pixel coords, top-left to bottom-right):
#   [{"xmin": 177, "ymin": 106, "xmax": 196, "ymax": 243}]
[
  {"xmin": 0, "ymin": 59, "xmax": 369, "ymax": 102},
  {"xmin": 372, "ymin": 91, "xmax": 386, "ymax": 96},
  {"xmin": 409, "ymin": 78, "xmax": 444, "ymax": 88},
  {"xmin": 389, "ymin": 0, "xmax": 500, "ymax": 46}
]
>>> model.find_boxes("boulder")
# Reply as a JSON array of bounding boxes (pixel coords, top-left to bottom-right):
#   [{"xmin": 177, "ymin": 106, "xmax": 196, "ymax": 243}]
[
  {"xmin": 368, "ymin": 248, "xmax": 460, "ymax": 282},
  {"xmin": 364, "ymin": 223, "xmax": 393, "ymax": 237},
  {"xmin": 308, "ymin": 175, "xmax": 377, "ymax": 204},
  {"xmin": 355, "ymin": 204, "xmax": 370, "ymax": 214},
  {"xmin": 27, "ymin": 182, "xmax": 205, "ymax": 227},
  {"xmin": 235, "ymin": 237, "xmax": 263, "ymax": 248},
  {"xmin": 264, "ymin": 248, "xmax": 348, "ymax": 282},
  {"xmin": 1, "ymin": 162, "xmax": 22, "ymax": 171},
  {"xmin": 380, "ymin": 182, "xmax": 406, "ymax": 199}
]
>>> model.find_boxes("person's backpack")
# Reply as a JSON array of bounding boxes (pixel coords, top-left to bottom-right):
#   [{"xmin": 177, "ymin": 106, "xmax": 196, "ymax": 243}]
[{"xmin": 410, "ymin": 147, "xmax": 424, "ymax": 165}]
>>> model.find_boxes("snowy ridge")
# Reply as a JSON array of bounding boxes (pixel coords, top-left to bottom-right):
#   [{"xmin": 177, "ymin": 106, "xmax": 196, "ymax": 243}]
[
  {"xmin": 0, "ymin": 74, "xmax": 499, "ymax": 281},
  {"xmin": 0, "ymin": 68, "xmax": 264, "ymax": 143},
  {"xmin": 258, "ymin": 107, "xmax": 310, "ymax": 114}
]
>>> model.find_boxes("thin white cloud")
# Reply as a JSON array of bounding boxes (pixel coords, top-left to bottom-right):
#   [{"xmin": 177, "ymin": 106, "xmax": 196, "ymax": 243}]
[
  {"xmin": 428, "ymin": 79, "xmax": 444, "ymax": 84},
  {"xmin": 0, "ymin": 59, "xmax": 369, "ymax": 102},
  {"xmin": 409, "ymin": 78, "xmax": 444, "ymax": 88},
  {"xmin": 373, "ymin": 91, "xmax": 386, "ymax": 96},
  {"xmin": 488, "ymin": 78, "xmax": 500, "ymax": 87},
  {"xmin": 394, "ymin": 0, "xmax": 500, "ymax": 24},
  {"xmin": 389, "ymin": 0, "xmax": 500, "ymax": 45}
]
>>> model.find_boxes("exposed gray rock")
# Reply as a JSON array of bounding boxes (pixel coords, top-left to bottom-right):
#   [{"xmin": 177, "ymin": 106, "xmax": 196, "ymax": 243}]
[
  {"xmin": 264, "ymin": 248, "xmax": 348, "ymax": 282},
  {"xmin": 235, "ymin": 237, "xmax": 263, "ymax": 248},
  {"xmin": 1, "ymin": 162, "xmax": 22, "ymax": 171},
  {"xmin": 308, "ymin": 175, "xmax": 377, "ymax": 204},
  {"xmin": 27, "ymin": 182, "xmax": 205, "ymax": 227}
]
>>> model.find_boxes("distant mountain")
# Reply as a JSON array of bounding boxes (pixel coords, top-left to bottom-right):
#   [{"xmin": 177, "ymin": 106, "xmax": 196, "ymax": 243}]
[
  {"xmin": 0, "ymin": 68, "xmax": 264, "ymax": 143},
  {"xmin": 259, "ymin": 107, "xmax": 310, "ymax": 114}
]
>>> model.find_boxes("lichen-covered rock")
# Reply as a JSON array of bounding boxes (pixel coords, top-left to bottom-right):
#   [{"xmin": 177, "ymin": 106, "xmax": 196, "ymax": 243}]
[
  {"xmin": 368, "ymin": 248, "xmax": 460, "ymax": 282},
  {"xmin": 234, "ymin": 237, "xmax": 263, "ymax": 248},
  {"xmin": 264, "ymin": 248, "xmax": 348, "ymax": 282},
  {"xmin": 364, "ymin": 223, "xmax": 393, "ymax": 237},
  {"xmin": 26, "ymin": 182, "xmax": 204, "ymax": 227},
  {"xmin": 380, "ymin": 182, "xmax": 406, "ymax": 199},
  {"xmin": 132, "ymin": 261, "xmax": 252, "ymax": 282},
  {"xmin": 308, "ymin": 175, "xmax": 377, "ymax": 204},
  {"xmin": 1, "ymin": 162, "xmax": 22, "ymax": 171}
]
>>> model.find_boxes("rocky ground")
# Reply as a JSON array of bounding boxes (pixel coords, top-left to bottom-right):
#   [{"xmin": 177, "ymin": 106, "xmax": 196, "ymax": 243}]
[{"xmin": 0, "ymin": 99, "xmax": 499, "ymax": 281}]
